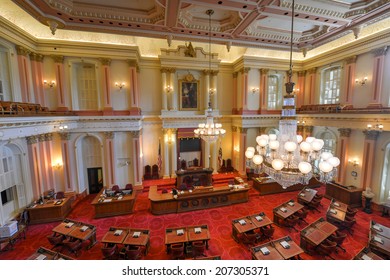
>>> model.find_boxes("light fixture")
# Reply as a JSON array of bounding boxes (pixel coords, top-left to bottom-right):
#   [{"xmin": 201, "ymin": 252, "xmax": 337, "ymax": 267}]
[
  {"xmin": 194, "ymin": 9, "xmax": 226, "ymax": 143},
  {"xmin": 52, "ymin": 161, "xmax": 63, "ymax": 170},
  {"xmin": 44, "ymin": 80, "xmax": 56, "ymax": 88},
  {"xmin": 251, "ymin": 87, "xmax": 259, "ymax": 94},
  {"xmin": 209, "ymin": 88, "xmax": 216, "ymax": 95},
  {"xmin": 165, "ymin": 85, "xmax": 173, "ymax": 93},
  {"xmin": 115, "ymin": 82, "xmax": 125, "ymax": 90},
  {"xmin": 58, "ymin": 123, "xmax": 68, "ymax": 131},
  {"xmin": 293, "ymin": 88, "xmax": 300, "ymax": 94},
  {"xmin": 355, "ymin": 77, "xmax": 368, "ymax": 86},
  {"xmin": 366, "ymin": 121, "xmax": 383, "ymax": 132},
  {"xmin": 244, "ymin": 0, "xmax": 339, "ymax": 189},
  {"xmin": 348, "ymin": 159, "xmax": 359, "ymax": 166},
  {"xmin": 297, "ymin": 119, "xmax": 306, "ymax": 126}
]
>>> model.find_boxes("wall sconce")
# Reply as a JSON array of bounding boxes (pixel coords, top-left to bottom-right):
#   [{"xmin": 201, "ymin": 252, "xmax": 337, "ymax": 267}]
[
  {"xmin": 115, "ymin": 82, "xmax": 125, "ymax": 90},
  {"xmin": 348, "ymin": 159, "xmax": 359, "ymax": 166},
  {"xmin": 165, "ymin": 134, "xmax": 175, "ymax": 144},
  {"xmin": 165, "ymin": 85, "xmax": 172, "ymax": 93},
  {"xmin": 366, "ymin": 121, "xmax": 383, "ymax": 132},
  {"xmin": 44, "ymin": 80, "xmax": 56, "ymax": 88},
  {"xmin": 52, "ymin": 161, "xmax": 63, "ymax": 170},
  {"xmin": 209, "ymin": 88, "xmax": 216, "ymax": 95},
  {"xmin": 297, "ymin": 120, "xmax": 306, "ymax": 126},
  {"xmin": 293, "ymin": 88, "xmax": 300, "ymax": 94},
  {"xmin": 251, "ymin": 87, "xmax": 259, "ymax": 94},
  {"xmin": 58, "ymin": 124, "xmax": 68, "ymax": 131},
  {"xmin": 355, "ymin": 77, "xmax": 368, "ymax": 86}
]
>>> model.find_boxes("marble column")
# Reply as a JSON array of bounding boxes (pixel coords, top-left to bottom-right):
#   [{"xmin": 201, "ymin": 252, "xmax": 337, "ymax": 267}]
[
  {"xmin": 211, "ymin": 141, "xmax": 218, "ymax": 173},
  {"xmin": 26, "ymin": 136, "xmax": 42, "ymax": 199},
  {"xmin": 59, "ymin": 132, "xmax": 74, "ymax": 192},
  {"xmin": 307, "ymin": 68, "xmax": 317, "ymax": 105},
  {"xmin": 127, "ymin": 60, "xmax": 141, "ymax": 115},
  {"xmin": 170, "ymin": 129, "xmax": 178, "ymax": 177},
  {"xmin": 232, "ymin": 72, "xmax": 238, "ymax": 113},
  {"xmin": 52, "ymin": 55, "xmax": 69, "ymax": 111},
  {"xmin": 29, "ymin": 52, "xmax": 45, "ymax": 105},
  {"xmin": 259, "ymin": 69, "xmax": 269, "ymax": 112},
  {"xmin": 337, "ymin": 128, "xmax": 352, "ymax": 184},
  {"xmin": 342, "ymin": 56, "xmax": 357, "ymax": 106},
  {"xmin": 368, "ymin": 46, "xmax": 388, "ymax": 108},
  {"xmin": 240, "ymin": 68, "xmax": 250, "ymax": 112},
  {"xmin": 130, "ymin": 131, "xmax": 143, "ymax": 186},
  {"xmin": 103, "ymin": 132, "xmax": 116, "ymax": 187},
  {"xmin": 16, "ymin": 46, "xmax": 31, "ymax": 103},
  {"xmin": 99, "ymin": 58, "xmax": 113, "ymax": 112},
  {"xmin": 361, "ymin": 130, "xmax": 380, "ymax": 190}
]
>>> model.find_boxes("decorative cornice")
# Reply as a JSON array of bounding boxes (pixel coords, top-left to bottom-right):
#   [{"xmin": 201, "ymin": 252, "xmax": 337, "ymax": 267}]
[
  {"xmin": 345, "ymin": 55, "xmax": 357, "ymax": 64},
  {"xmin": 16, "ymin": 45, "xmax": 30, "ymax": 56},
  {"xmin": 308, "ymin": 68, "xmax": 317, "ymax": 74},
  {"xmin": 59, "ymin": 132, "xmax": 71, "ymax": 140},
  {"xmin": 363, "ymin": 130, "xmax": 380, "ymax": 141},
  {"xmin": 38, "ymin": 134, "xmax": 46, "ymax": 142},
  {"xmin": 29, "ymin": 52, "xmax": 44, "ymax": 62},
  {"xmin": 26, "ymin": 136, "xmax": 37, "ymax": 145},
  {"xmin": 51, "ymin": 55, "xmax": 64, "ymax": 64},
  {"xmin": 372, "ymin": 46, "xmax": 388, "ymax": 57},
  {"xmin": 338, "ymin": 128, "xmax": 352, "ymax": 137},
  {"xmin": 99, "ymin": 58, "xmax": 111, "ymax": 66},
  {"xmin": 129, "ymin": 131, "xmax": 140, "ymax": 137},
  {"xmin": 44, "ymin": 133, "xmax": 53, "ymax": 141},
  {"xmin": 297, "ymin": 70, "xmax": 306, "ymax": 77}
]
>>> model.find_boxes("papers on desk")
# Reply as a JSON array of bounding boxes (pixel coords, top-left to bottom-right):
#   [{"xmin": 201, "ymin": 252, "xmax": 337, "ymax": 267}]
[
  {"xmin": 329, "ymin": 209, "xmax": 337, "ymax": 214},
  {"xmin": 373, "ymin": 236, "xmax": 384, "ymax": 244},
  {"xmin": 80, "ymin": 225, "xmax": 89, "ymax": 232},
  {"xmin": 260, "ymin": 247, "xmax": 270, "ymax": 255},
  {"xmin": 65, "ymin": 222, "xmax": 74, "ymax": 228},
  {"xmin": 280, "ymin": 240, "xmax": 290, "ymax": 249},
  {"xmin": 55, "ymin": 200, "xmax": 62, "ymax": 205},
  {"xmin": 333, "ymin": 202, "xmax": 340, "ymax": 207},
  {"xmin": 280, "ymin": 207, "xmax": 287, "ymax": 213},
  {"xmin": 299, "ymin": 193, "xmax": 305, "ymax": 197},
  {"xmin": 132, "ymin": 231, "xmax": 141, "ymax": 238},
  {"xmin": 288, "ymin": 201, "xmax": 294, "ymax": 206},
  {"xmin": 103, "ymin": 199, "xmax": 112, "ymax": 202},
  {"xmin": 238, "ymin": 219, "xmax": 247, "ymax": 225},
  {"xmin": 255, "ymin": 216, "xmax": 263, "ymax": 221},
  {"xmin": 373, "ymin": 224, "xmax": 382, "ymax": 232},
  {"xmin": 305, "ymin": 188, "xmax": 311, "ymax": 192},
  {"xmin": 117, "ymin": 196, "xmax": 123, "ymax": 200},
  {"xmin": 35, "ymin": 254, "xmax": 47, "ymax": 260},
  {"xmin": 194, "ymin": 227, "xmax": 202, "ymax": 234},
  {"xmin": 361, "ymin": 254, "xmax": 372, "ymax": 260},
  {"xmin": 176, "ymin": 229, "xmax": 184, "ymax": 236},
  {"xmin": 114, "ymin": 230, "xmax": 123, "ymax": 236}
]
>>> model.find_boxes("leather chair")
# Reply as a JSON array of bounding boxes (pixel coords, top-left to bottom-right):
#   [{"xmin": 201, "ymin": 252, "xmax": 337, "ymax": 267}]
[
  {"xmin": 284, "ymin": 215, "xmax": 299, "ymax": 232},
  {"xmin": 47, "ymin": 233, "xmax": 65, "ymax": 249},
  {"xmin": 295, "ymin": 208, "xmax": 309, "ymax": 225},
  {"xmin": 152, "ymin": 164, "xmax": 159, "ymax": 179},
  {"xmin": 316, "ymin": 239, "xmax": 337, "ymax": 259},
  {"xmin": 63, "ymin": 239, "xmax": 82, "ymax": 257},
  {"xmin": 327, "ymin": 230, "xmax": 347, "ymax": 253},
  {"xmin": 240, "ymin": 230, "xmax": 261, "ymax": 249},
  {"xmin": 260, "ymin": 225, "xmax": 275, "ymax": 241},
  {"xmin": 170, "ymin": 243, "xmax": 185, "ymax": 260},
  {"xmin": 180, "ymin": 160, "xmax": 187, "ymax": 170},
  {"xmin": 112, "ymin": 185, "xmax": 120, "ymax": 192},
  {"xmin": 226, "ymin": 159, "xmax": 234, "ymax": 172},
  {"xmin": 101, "ymin": 244, "xmax": 118, "ymax": 260},
  {"xmin": 144, "ymin": 165, "xmax": 152, "ymax": 180},
  {"xmin": 55, "ymin": 191, "xmax": 65, "ymax": 199},
  {"xmin": 125, "ymin": 184, "xmax": 133, "ymax": 190},
  {"xmin": 193, "ymin": 158, "xmax": 199, "ymax": 167},
  {"xmin": 307, "ymin": 199, "xmax": 321, "ymax": 213},
  {"xmin": 346, "ymin": 206, "xmax": 358, "ymax": 217},
  {"xmin": 125, "ymin": 245, "xmax": 143, "ymax": 260},
  {"xmin": 192, "ymin": 241, "xmax": 207, "ymax": 258},
  {"xmin": 341, "ymin": 216, "xmax": 356, "ymax": 234}
]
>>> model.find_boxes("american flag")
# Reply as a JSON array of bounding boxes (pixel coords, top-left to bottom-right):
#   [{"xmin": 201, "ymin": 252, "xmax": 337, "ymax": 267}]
[
  {"xmin": 157, "ymin": 139, "xmax": 162, "ymax": 172},
  {"xmin": 218, "ymin": 147, "xmax": 223, "ymax": 168}
]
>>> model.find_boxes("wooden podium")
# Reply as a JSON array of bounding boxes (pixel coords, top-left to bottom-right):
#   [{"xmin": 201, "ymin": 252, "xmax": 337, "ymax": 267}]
[{"xmin": 175, "ymin": 167, "xmax": 213, "ymax": 188}]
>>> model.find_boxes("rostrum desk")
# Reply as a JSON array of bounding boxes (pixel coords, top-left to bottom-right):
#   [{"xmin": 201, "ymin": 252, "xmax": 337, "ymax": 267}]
[
  {"xmin": 148, "ymin": 185, "xmax": 250, "ymax": 215},
  {"xmin": 175, "ymin": 167, "xmax": 213, "ymax": 188},
  {"xmin": 252, "ymin": 177, "xmax": 320, "ymax": 195},
  {"xmin": 91, "ymin": 188, "xmax": 136, "ymax": 218},
  {"xmin": 27, "ymin": 197, "xmax": 72, "ymax": 224}
]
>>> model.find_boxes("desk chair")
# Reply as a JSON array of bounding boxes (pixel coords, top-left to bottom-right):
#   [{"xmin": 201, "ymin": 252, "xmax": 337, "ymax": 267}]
[
  {"xmin": 307, "ymin": 199, "xmax": 321, "ymax": 213},
  {"xmin": 170, "ymin": 243, "xmax": 185, "ymax": 260},
  {"xmin": 284, "ymin": 215, "xmax": 299, "ymax": 232},
  {"xmin": 55, "ymin": 191, "xmax": 65, "ymax": 199},
  {"xmin": 112, "ymin": 185, "xmax": 120, "ymax": 192},
  {"xmin": 63, "ymin": 238, "xmax": 82, "ymax": 257},
  {"xmin": 47, "ymin": 233, "xmax": 65, "ymax": 249},
  {"xmin": 346, "ymin": 207, "xmax": 358, "ymax": 218},
  {"xmin": 125, "ymin": 184, "xmax": 133, "ymax": 190},
  {"xmin": 101, "ymin": 244, "xmax": 118, "ymax": 260},
  {"xmin": 295, "ymin": 208, "xmax": 309, "ymax": 225},
  {"xmin": 316, "ymin": 239, "xmax": 337, "ymax": 260},
  {"xmin": 192, "ymin": 241, "xmax": 207, "ymax": 258},
  {"xmin": 240, "ymin": 230, "xmax": 261, "ymax": 249},
  {"xmin": 327, "ymin": 230, "xmax": 347, "ymax": 253},
  {"xmin": 260, "ymin": 225, "xmax": 275, "ymax": 241},
  {"xmin": 125, "ymin": 245, "xmax": 143, "ymax": 260},
  {"xmin": 341, "ymin": 216, "xmax": 356, "ymax": 234}
]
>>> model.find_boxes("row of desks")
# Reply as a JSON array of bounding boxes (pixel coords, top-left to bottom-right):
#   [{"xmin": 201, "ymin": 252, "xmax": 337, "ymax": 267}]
[
  {"xmin": 300, "ymin": 218, "xmax": 338, "ymax": 253},
  {"xmin": 231, "ymin": 212, "xmax": 273, "ymax": 242},
  {"xmin": 101, "ymin": 227, "xmax": 150, "ymax": 255},
  {"xmin": 273, "ymin": 199, "xmax": 304, "ymax": 226},
  {"xmin": 251, "ymin": 236, "xmax": 304, "ymax": 260},
  {"xmin": 52, "ymin": 219, "xmax": 97, "ymax": 249},
  {"xmin": 369, "ymin": 220, "xmax": 390, "ymax": 258},
  {"xmin": 27, "ymin": 246, "xmax": 74, "ymax": 260},
  {"xmin": 165, "ymin": 225, "xmax": 211, "ymax": 252}
]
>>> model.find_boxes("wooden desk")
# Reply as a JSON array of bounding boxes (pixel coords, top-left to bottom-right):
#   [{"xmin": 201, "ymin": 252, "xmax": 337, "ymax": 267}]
[
  {"xmin": 26, "ymin": 247, "xmax": 74, "ymax": 260},
  {"xmin": 273, "ymin": 200, "xmax": 304, "ymax": 226},
  {"xmin": 0, "ymin": 224, "xmax": 26, "ymax": 252},
  {"xmin": 27, "ymin": 197, "xmax": 72, "ymax": 224},
  {"xmin": 232, "ymin": 213, "xmax": 272, "ymax": 242},
  {"xmin": 176, "ymin": 167, "xmax": 213, "ymax": 187},
  {"xmin": 165, "ymin": 227, "xmax": 188, "ymax": 252},
  {"xmin": 149, "ymin": 184, "xmax": 249, "ymax": 215},
  {"xmin": 300, "ymin": 218, "xmax": 337, "ymax": 253},
  {"xmin": 330, "ymin": 199, "xmax": 348, "ymax": 212},
  {"xmin": 354, "ymin": 247, "xmax": 384, "ymax": 260},
  {"xmin": 325, "ymin": 182, "xmax": 362, "ymax": 208},
  {"xmin": 253, "ymin": 177, "xmax": 320, "ymax": 195},
  {"xmin": 327, "ymin": 206, "xmax": 346, "ymax": 222},
  {"xmin": 101, "ymin": 227, "xmax": 129, "ymax": 244},
  {"xmin": 251, "ymin": 236, "xmax": 303, "ymax": 260},
  {"xmin": 52, "ymin": 219, "xmax": 97, "ymax": 249},
  {"xmin": 297, "ymin": 188, "xmax": 317, "ymax": 205},
  {"xmin": 91, "ymin": 188, "xmax": 136, "ymax": 218},
  {"xmin": 196, "ymin": 255, "xmax": 221, "ymax": 260},
  {"xmin": 187, "ymin": 225, "xmax": 210, "ymax": 248},
  {"xmin": 369, "ymin": 232, "xmax": 390, "ymax": 258},
  {"xmin": 370, "ymin": 221, "xmax": 390, "ymax": 239},
  {"xmin": 52, "ymin": 220, "xmax": 76, "ymax": 236},
  {"xmin": 123, "ymin": 229, "xmax": 150, "ymax": 255}
]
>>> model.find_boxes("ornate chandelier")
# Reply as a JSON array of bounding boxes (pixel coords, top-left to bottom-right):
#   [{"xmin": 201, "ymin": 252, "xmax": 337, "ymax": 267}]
[
  {"xmin": 194, "ymin": 9, "xmax": 225, "ymax": 142},
  {"xmin": 245, "ymin": 0, "xmax": 339, "ymax": 188}
]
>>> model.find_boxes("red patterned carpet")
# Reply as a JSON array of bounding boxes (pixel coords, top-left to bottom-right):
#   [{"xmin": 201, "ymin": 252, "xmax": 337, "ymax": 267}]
[{"xmin": 1, "ymin": 183, "xmax": 389, "ymax": 260}]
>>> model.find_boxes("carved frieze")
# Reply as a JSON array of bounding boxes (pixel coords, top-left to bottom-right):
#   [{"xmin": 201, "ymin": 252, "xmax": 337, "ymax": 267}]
[{"xmin": 338, "ymin": 128, "xmax": 352, "ymax": 138}]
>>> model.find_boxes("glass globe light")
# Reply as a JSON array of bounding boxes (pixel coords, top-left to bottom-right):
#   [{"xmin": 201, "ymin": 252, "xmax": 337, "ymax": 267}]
[
  {"xmin": 298, "ymin": 161, "xmax": 312, "ymax": 174},
  {"xmin": 272, "ymin": 159, "xmax": 284, "ymax": 171},
  {"xmin": 258, "ymin": 138, "xmax": 268, "ymax": 147},
  {"xmin": 245, "ymin": 149, "xmax": 254, "ymax": 159},
  {"xmin": 253, "ymin": 154, "xmax": 263, "ymax": 165},
  {"xmin": 300, "ymin": 141, "xmax": 311, "ymax": 152},
  {"xmin": 296, "ymin": 135, "xmax": 303, "ymax": 143},
  {"xmin": 327, "ymin": 156, "xmax": 340, "ymax": 167},
  {"xmin": 320, "ymin": 152, "xmax": 333, "ymax": 161},
  {"xmin": 284, "ymin": 141, "xmax": 297, "ymax": 152},
  {"xmin": 319, "ymin": 161, "xmax": 333, "ymax": 173},
  {"xmin": 269, "ymin": 134, "xmax": 277, "ymax": 141},
  {"xmin": 269, "ymin": 140, "xmax": 280, "ymax": 150},
  {"xmin": 311, "ymin": 140, "xmax": 323, "ymax": 151},
  {"xmin": 306, "ymin": 136, "xmax": 315, "ymax": 143},
  {"xmin": 247, "ymin": 147, "xmax": 255, "ymax": 153}
]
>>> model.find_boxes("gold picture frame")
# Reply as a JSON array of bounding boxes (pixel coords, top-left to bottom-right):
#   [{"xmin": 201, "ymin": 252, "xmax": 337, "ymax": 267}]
[{"xmin": 179, "ymin": 74, "xmax": 199, "ymax": 110}]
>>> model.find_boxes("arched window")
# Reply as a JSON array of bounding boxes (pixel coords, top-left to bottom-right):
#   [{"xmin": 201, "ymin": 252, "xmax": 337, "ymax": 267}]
[
  {"xmin": 380, "ymin": 143, "xmax": 390, "ymax": 202},
  {"xmin": 267, "ymin": 74, "xmax": 282, "ymax": 109},
  {"xmin": 0, "ymin": 146, "xmax": 17, "ymax": 205},
  {"xmin": 320, "ymin": 66, "xmax": 341, "ymax": 104}
]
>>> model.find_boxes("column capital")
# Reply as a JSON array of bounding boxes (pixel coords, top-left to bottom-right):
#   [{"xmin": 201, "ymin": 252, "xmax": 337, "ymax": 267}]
[
  {"xmin": 259, "ymin": 127, "xmax": 267, "ymax": 134},
  {"xmin": 26, "ymin": 136, "xmax": 38, "ymax": 145},
  {"xmin": 345, "ymin": 55, "xmax": 357, "ymax": 64},
  {"xmin": 16, "ymin": 45, "xmax": 30, "ymax": 56},
  {"xmin": 59, "ymin": 132, "xmax": 71, "ymax": 140},
  {"xmin": 99, "ymin": 58, "xmax": 112, "ymax": 66},
  {"xmin": 240, "ymin": 67, "xmax": 251, "ymax": 74},
  {"xmin": 233, "ymin": 72, "xmax": 238, "ymax": 78},
  {"xmin": 238, "ymin": 127, "xmax": 247, "ymax": 134},
  {"xmin": 44, "ymin": 133, "xmax": 53, "ymax": 141},
  {"xmin": 127, "ymin": 59, "xmax": 140, "ymax": 72},
  {"xmin": 372, "ymin": 46, "xmax": 388, "ymax": 57},
  {"xmin": 363, "ymin": 130, "xmax": 380, "ymax": 141},
  {"xmin": 232, "ymin": 126, "xmax": 238, "ymax": 132},
  {"xmin": 308, "ymin": 68, "xmax": 317, "ymax": 74},
  {"xmin": 29, "ymin": 52, "xmax": 44, "ymax": 62},
  {"xmin": 338, "ymin": 128, "xmax": 352, "ymax": 137},
  {"xmin": 297, "ymin": 70, "xmax": 306, "ymax": 77},
  {"xmin": 304, "ymin": 126, "xmax": 314, "ymax": 134},
  {"xmin": 203, "ymin": 69, "xmax": 211, "ymax": 75},
  {"xmin": 104, "ymin": 131, "xmax": 115, "ymax": 139},
  {"xmin": 38, "ymin": 134, "xmax": 46, "ymax": 142},
  {"xmin": 51, "ymin": 55, "xmax": 64, "ymax": 64},
  {"xmin": 259, "ymin": 68, "xmax": 269, "ymax": 75},
  {"xmin": 210, "ymin": 70, "xmax": 219, "ymax": 76}
]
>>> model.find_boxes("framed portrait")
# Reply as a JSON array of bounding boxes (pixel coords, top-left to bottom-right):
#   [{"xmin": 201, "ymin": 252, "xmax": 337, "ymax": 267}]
[{"xmin": 179, "ymin": 74, "xmax": 199, "ymax": 110}]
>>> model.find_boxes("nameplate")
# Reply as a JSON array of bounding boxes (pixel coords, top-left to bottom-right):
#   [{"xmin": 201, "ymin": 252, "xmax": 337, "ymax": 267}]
[
  {"xmin": 103, "ymin": 199, "xmax": 112, "ymax": 203},
  {"xmin": 194, "ymin": 227, "xmax": 202, "ymax": 234},
  {"xmin": 280, "ymin": 241, "xmax": 290, "ymax": 249},
  {"xmin": 305, "ymin": 188, "xmax": 311, "ymax": 192},
  {"xmin": 260, "ymin": 247, "xmax": 270, "ymax": 255},
  {"xmin": 65, "ymin": 222, "xmax": 74, "ymax": 228},
  {"xmin": 288, "ymin": 202, "xmax": 294, "ymax": 206},
  {"xmin": 114, "ymin": 230, "xmax": 123, "ymax": 236},
  {"xmin": 176, "ymin": 229, "xmax": 184, "ymax": 236},
  {"xmin": 238, "ymin": 219, "xmax": 247, "ymax": 226},
  {"xmin": 80, "ymin": 226, "xmax": 88, "ymax": 232},
  {"xmin": 373, "ymin": 225, "xmax": 382, "ymax": 232},
  {"xmin": 133, "ymin": 231, "xmax": 141, "ymax": 238},
  {"xmin": 255, "ymin": 216, "xmax": 263, "ymax": 221},
  {"xmin": 35, "ymin": 254, "xmax": 47, "ymax": 260},
  {"xmin": 280, "ymin": 207, "xmax": 287, "ymax": 213},
  {"xmin": 329, "ymin": 209, "xmax": 337, "ymax": 214},
  {"xmin": 333, "ymin": 202, "xmax": 340, "ymax": 207}
]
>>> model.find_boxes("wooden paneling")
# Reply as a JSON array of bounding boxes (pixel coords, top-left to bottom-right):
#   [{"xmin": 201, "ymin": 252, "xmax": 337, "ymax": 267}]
[
  {"xmin": 91, "ymin": 188, "xmax": 136, "ymax": 218},
  {"xmin": 252, "ymin": 177, "xmax": 320, "ymax": 195},
  {"xmin": 27, "ymin": 197, "xmax": 72, "ymax": 224},
  {"xmin": 325, "ymin": 182, "xmax": 362, "ymax": 208}
]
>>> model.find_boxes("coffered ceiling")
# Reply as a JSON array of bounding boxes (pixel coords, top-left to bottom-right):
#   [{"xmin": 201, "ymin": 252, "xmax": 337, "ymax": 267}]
[{"xmin": 8, "ymin": 0, "xmax": 390, "ymax": 55}]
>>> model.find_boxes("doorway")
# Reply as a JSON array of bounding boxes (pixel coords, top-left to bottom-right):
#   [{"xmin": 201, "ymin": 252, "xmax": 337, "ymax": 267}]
[{"xmin": 87, "ymin": 167, "xmax": 103, "ymax": 194}]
